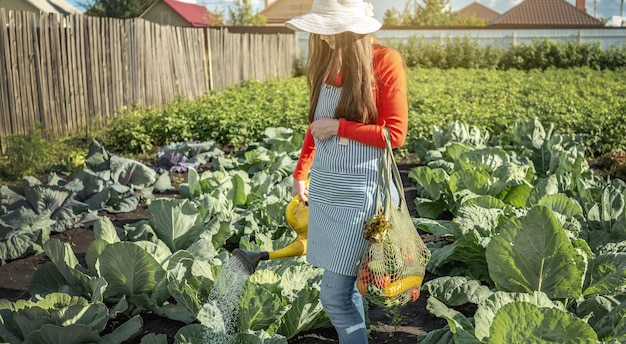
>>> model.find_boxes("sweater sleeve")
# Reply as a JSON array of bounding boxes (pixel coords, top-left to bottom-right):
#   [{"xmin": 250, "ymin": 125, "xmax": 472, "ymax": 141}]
[
  {"xmin": 292, "ymin": 125, "xmax": 315, "ymax": 181},
  {"xmin": 337, "ymin": 48, "xmax": 408, "ymax": 149}
]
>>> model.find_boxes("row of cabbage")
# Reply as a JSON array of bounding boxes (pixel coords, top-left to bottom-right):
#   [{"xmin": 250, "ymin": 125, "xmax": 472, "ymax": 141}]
[
  {"xmin": 410, "ymin": 118, "xmax": 626, "ymax": 343},
  {"xmin": 0, "ymin": 140, "xmax": 173, "ymax": 264},
  {"xmin": 0, "ymin": 128, "xmax": 329, "ymax": 343}
]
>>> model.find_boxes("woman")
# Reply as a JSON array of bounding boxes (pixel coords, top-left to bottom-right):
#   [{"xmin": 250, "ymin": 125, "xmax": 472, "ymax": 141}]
[{"xmin": 285, "ymin": 1, "xmax": 409, "ymax": 343}]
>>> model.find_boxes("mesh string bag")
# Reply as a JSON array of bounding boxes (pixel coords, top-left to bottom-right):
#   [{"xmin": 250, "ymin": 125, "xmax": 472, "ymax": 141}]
[{"xmin": 356, "ymin": 129, "xmax": 431, "ymax": 308}]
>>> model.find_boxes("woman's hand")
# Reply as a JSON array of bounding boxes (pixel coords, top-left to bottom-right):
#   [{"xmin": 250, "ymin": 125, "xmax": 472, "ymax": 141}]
[
  {"xmin": 292, "ymin": 178, "xmax": 308, "ymax": 203},
  {"xmin": 310, "ymin": 118, "xmax": 339, "ymax": 140}
]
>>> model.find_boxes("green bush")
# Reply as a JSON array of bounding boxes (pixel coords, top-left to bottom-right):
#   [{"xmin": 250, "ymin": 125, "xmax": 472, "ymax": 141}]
[
  {"xmin": 97, "ymin": 79, "xmax": 310, "ymax": 153},
  {"xmin": 188, "ymin": 79, "xmax": 309, "ymax": 149},
  {"xmin": 98, "ymin": 107, "xmax": 157, "ymax": 154},
  {"xmin": 0, "ymin": 123, "xmax": 51, "ymax": 181},
  {"xmin": 94, "ymin": 68, "xmax": 626, "ymax": 160},
  {"xmin": 149, "ymin": 97, "xmax": 198, "ymax": 145},
  {"xmin": 386, "ymin": 36, "xmax": 626, "ymax": 71},
  {"xmin": 498, "ymin": 39, "xmax": 606, "ymax": 70},
  {"xmin": 599, "ymin": 45, "xmax": 626, "ymax": 70},
  {"xmin": 391, "ymin": 36, "xmax": 503, "ymax": 69}
]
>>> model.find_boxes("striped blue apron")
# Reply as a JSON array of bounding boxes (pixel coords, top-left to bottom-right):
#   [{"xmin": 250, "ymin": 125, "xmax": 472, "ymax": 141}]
[{"xmin": 306, "ymin": 83, "xmax": 382, "ymax": 277}]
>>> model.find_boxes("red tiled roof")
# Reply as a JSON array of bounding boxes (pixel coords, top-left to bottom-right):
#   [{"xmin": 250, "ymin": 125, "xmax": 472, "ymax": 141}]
[
  {"xmin": 162, "ymin": 0, "xmax": 218, "ymax": 27},
  {"xmin": 488, "ymin": 0, "xmax": 604, "ymax": 27},
  {"xmin": 458, "ymin": 2, "xmax": 500, "ymax": 21}
]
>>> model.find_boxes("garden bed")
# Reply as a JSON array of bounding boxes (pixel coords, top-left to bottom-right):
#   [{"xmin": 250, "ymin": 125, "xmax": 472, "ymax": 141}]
[{"xmin": 0, "ymin": 157, "xmax": 459, "ymax": 343}]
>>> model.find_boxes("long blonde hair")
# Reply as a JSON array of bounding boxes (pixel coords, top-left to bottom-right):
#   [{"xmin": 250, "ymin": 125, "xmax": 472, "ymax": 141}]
[{"xmin": 306, "ymin": 32, "xmax": 378, "ymax": 124}]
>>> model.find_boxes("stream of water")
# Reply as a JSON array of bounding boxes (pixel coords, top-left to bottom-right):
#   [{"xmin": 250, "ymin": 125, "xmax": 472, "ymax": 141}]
[{"xmin": 203, "ymin": 255, "xmax": 251, "ymax": 343}]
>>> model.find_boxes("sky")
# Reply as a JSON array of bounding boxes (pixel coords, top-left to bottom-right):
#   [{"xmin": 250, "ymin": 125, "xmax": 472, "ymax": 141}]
[{"xmin": 66, "ymin": 0, "xmax": 625, "ymax": 20}]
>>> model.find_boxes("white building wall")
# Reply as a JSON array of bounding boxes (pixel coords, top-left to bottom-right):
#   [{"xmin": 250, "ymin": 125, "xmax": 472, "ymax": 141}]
[{"xmin": 295, "ymin": 28, "xmax": 626, "ymax": 56}]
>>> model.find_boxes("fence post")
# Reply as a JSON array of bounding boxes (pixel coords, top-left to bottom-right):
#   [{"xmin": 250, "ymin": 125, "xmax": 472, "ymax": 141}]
[
  {"xmin": 205, "ymin": 27, "xmax": 213, "ymax": 92},
  {"xmin": 0, "ymin": 9, "xmax": 11, "ymax": 154}
]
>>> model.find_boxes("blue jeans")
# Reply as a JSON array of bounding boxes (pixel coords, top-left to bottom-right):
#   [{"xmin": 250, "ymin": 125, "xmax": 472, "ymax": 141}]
[{"xmin": 319, "ymin": 270, "xmax": 368, "ymax": 344}]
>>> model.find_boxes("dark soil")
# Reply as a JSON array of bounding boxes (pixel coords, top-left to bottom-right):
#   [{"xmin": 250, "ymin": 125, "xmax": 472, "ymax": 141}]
[{"xmin": 0, "ymin": 156, "xmax": 467, "ymax": 343}]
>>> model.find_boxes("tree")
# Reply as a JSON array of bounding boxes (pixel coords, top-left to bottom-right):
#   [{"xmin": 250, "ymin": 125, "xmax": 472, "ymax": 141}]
[
  {"xmin": 81, "ymin": 0, "xmax": 153, "ymax": 18},
  {"xmin": 383, "ymin": 0, "xmax": 458, "ymax": 26},
  {"xmin": 455, "ymin": 13, "xmax": 488, "ymax": 26},
  {"xmin": 382, "ymin": 8, "xmax": 403, "ymax": 26},
  {"xmin": 226, "ymin": 0, "xmax": 266, "ymax": 25},
  {"xmin": 417, "ymin": 0, "xmax": 455, "ymax": 25}
]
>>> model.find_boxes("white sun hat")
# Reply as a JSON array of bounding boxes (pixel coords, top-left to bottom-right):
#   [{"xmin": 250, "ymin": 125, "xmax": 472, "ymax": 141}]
[{"xmin": 285, "ymin": 0, "xmax": 382, "ymax": 35}]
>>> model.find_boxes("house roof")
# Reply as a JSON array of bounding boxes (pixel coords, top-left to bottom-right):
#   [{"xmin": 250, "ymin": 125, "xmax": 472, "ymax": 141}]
[
  {"xmin": 260, "ymin": 0, "xmax": 313, "ymax": 24},
  {"xmin": 143, "ymin": 0, "xmax": 218, "ymax": 27},
  {"xmin": 25, "ymin": 0, "xmax": 78, "ymax": 15},
  {"xmin": 457, "ymin": 2, "xmax": 500, "ymax": 21},
  {"xmin": 488, "ymin": 0, "xmax": 604, "ymax": 27}
]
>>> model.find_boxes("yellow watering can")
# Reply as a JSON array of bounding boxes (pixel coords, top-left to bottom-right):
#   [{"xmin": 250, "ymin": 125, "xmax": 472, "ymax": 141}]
[{"xmin": 232, "ymin": 194, "xmax": 308, "ymax": 274}]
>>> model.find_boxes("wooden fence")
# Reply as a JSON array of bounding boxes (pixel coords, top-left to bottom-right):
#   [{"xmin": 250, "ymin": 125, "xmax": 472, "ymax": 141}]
[{"xmin": 0, "ymin": 10, "xmax": 298, "ymax": 153}]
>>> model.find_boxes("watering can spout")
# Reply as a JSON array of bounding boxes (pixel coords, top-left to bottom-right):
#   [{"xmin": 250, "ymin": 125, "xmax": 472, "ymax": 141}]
[
  {"xmin": 232, "ymin": 195, "xmax": 309, "ymax": 275},
  {"xmin": 232, "ymin": 248, "xmax": 269, "ymax": 275}
]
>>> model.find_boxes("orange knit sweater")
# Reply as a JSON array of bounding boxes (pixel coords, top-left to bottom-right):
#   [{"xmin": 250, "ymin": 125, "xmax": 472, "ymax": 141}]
[{"xmin": 293, "ymin": 44, "xmax": 409, "ymax": 181}]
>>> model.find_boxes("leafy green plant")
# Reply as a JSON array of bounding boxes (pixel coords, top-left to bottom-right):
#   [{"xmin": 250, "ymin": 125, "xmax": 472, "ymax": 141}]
[
  {"xmin": 0, "ymin": 176, "xmax": 87, "ymax": 230},
  {"xmin": 96, "ymin": 107, "xmax": 157, "ymax": 154},
  {"xmin": 156, "ymin": 140, "xmax": 223, "ymax": 173},
  {"xmin": 50, "ymin": 150, "xmax": 87, "ymax": 175},
  {"xmin": 0, "ymin": 207, "xmax": 54, "ymax": 263},
  {"xmin": 46, "ymin": 136, "xmax": 91, "ymax": 175},
  {"xmin": 79, "ymin": 139, "xmax": 172, "ymax": 211},
  {"xmin": 28, "ymin": 234, "xmax": 198, "ymax": 324},
  {"xmin": 0, "ymin": 123, "xmax": 50, "ymax": 181},
  {"xmin": 0, "ymin": 293, "xmax": 142, "ymax": 344}
]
